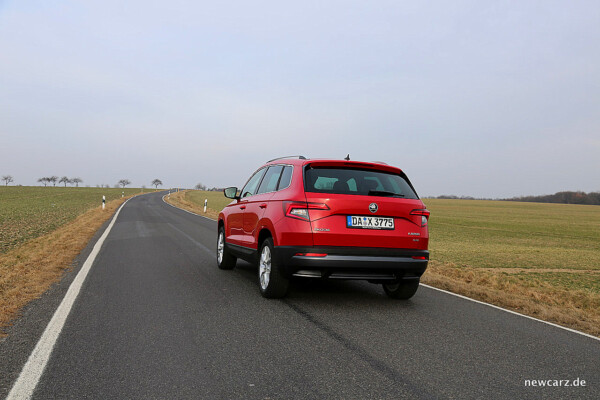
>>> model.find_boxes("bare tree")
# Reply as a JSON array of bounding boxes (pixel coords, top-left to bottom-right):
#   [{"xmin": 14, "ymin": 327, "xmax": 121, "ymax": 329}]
[
  {"xmin": 2, "ymin": 175, "xmax": 14, "ymax": 186},
  {"xmin": 59, "ymin": 176, "xmax": 70, "ymax": 187},
  {"xmin": 38, "ymin": 177, "xmax": 49, "ymax": 187},
  {"xmin": 49, "ymin": 176, "xmax": 58, "ymax": 187},
  {"xmin": 195, "ymin": 182, "xmax": 207, "ymax": 190},
  {"xmin": 71, "ymin": 177, "xmax": 83, "ymax": 187},
  {"xmin": 118, "ymin": 179, "xmax": 131, "ymax": 188},
  {"xmin": 152, "ymin": 179, "xmax": 163, "ymax": 189}
]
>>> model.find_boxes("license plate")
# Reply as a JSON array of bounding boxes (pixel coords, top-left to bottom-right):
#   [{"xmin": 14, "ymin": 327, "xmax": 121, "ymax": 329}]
[{"xmin": 347, "ymin": 216, "xmax": 395, "ymax": 230}]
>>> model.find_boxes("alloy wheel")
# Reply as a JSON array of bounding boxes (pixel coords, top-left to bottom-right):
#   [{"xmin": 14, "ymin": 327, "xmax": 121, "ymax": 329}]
[
  {"xmin": 259, "ymin": 245, "xmax": 272, "ymax": 290},
  {"xmin": 217, "ymin": 232, "xmax": 224, "ymax": 264}
]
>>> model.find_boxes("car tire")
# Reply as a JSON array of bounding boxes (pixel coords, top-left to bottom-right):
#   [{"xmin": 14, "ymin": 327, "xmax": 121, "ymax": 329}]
[
  {"xmin": 258, "ymin": 237, "xmax": 289, "ymax": 298},
  {"xmin": 217, "ymin": 226, "xmax": 236, "ymax": 270},
  {"xmin": 382, "ymin": 279, "xmax": 420, "ymax": 299}
]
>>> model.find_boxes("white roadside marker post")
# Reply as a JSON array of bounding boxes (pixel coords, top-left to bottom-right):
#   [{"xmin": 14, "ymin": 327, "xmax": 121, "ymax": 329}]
[
  {"xmin": 204, "ymin": 199, "xmax": 207, "ymax": 213},
  {"xmin": 121, "ymin": 191, "xmax": 124, "ymax": 198},
  {"xmin": 102, "ymin": 195, "xmax": 105, "ymax": 210}
]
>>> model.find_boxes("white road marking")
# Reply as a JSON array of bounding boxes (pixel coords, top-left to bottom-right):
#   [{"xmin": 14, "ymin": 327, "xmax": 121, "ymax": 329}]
[
  {"xmin": 6, "ymin": 198, "xmax": 132, "ymax": 400},
  {"xmin": 421, "ymin": 284, "xmax": 600, "ymax": 342}
]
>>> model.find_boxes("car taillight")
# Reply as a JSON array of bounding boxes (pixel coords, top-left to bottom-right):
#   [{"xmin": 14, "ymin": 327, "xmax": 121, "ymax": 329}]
[
  {"xmin": 410, "ymin": 209, "xmax": 430, "ymax": 227},
  {"xmin": 283, "ymin": 201, "xmax": 329, "ymax": 221}
]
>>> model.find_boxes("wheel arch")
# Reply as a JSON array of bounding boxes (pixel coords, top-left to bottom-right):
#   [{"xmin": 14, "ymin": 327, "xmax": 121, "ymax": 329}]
[{"xmin": 257, "ymin": 227, "xmax": 274, "ymax": 248}]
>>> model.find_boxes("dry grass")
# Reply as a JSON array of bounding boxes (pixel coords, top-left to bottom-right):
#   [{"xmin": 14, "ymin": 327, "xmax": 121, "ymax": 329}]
[
  {"xmin": 164, "ymin": 190, "xmax": 224, "ymax": 220},
  {"xmin": 0, "ymin": 196, "xmax": 132, "ymax": 335}
]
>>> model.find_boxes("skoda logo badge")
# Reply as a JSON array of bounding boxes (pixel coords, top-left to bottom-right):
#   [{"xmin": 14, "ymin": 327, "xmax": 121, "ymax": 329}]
[{"xmin": 369, "ymin": 203, "xmax": 378, "ymax": 213}]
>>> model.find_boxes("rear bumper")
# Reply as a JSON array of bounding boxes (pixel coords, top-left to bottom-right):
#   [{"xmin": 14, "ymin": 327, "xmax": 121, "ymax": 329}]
[{"xmin": 274, "ymin": 246, "xmax": 428, "ymax": 281}]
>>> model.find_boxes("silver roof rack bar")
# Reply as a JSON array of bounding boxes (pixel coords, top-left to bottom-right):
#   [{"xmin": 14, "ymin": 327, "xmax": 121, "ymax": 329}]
[{"xmin": 266, "ymin": 155, "xmax": 307, "ymax": 163}]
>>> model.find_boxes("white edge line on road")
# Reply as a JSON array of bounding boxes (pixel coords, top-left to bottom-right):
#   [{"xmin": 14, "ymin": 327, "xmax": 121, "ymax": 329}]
[
  {"xmin": 6, "ymin": 198, "xmax": 133, "ymax": 400},
  {"xmin": 420, "ymin": 284, "xmax": 600, "ymax": 342},
  {"xmin": 163, "ymin": 193, "xmax": 599, "ymax": 342},
  {"xmin": 162, "ymin": 194, "xmax": 217, "ymax": 222}
]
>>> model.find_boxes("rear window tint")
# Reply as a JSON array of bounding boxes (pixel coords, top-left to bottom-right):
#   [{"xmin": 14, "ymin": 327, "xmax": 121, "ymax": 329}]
[{"xmin": 305, "ymin": 167, "xmax": 418, "ymax": 199}]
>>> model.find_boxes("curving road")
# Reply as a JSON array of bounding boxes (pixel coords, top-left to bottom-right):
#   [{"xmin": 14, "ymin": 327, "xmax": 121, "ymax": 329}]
[{"xmin": 1, "ymin": 191, "xmax": 598, "ymax": 399}]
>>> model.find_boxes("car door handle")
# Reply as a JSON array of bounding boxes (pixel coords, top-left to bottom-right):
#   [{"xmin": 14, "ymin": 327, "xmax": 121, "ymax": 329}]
[
  {"xmin": 239, "ymin": 206, "xmax": 246, "ymax": 210},
  {"xmin": 259, "ymin": 203, "xmax": 267, "ymax": 209}
]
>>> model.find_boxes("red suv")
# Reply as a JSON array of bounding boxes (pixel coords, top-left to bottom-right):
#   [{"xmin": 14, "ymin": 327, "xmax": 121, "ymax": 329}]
[{"xmin": 217, "ymin": 156, "xmax": 429, "ymax": 299}]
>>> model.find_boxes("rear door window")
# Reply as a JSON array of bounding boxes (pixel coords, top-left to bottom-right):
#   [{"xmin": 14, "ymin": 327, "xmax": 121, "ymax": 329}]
[
  {"xmin": 304, "ymin": 167, "xmax": 418, "ymax": 199},
  {"xmin": 257, "ymin": 165, "xmax": 284, "ymax": 194}
]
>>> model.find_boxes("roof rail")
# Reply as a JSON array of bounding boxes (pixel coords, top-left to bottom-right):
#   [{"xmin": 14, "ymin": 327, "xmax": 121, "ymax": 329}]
[
  {"xmin": 266, "ymin": 155, "xmax": 307, "ymax": 163},
  {"xmin": 371, "ymin": 161, "xmax": 389, "ymax": 165}
]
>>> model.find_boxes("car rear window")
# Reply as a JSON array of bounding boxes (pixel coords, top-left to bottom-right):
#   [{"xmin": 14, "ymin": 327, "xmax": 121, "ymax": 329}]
[{"xmin": 304, "ymin": 167, "xmax": 418, "ymax": 199}]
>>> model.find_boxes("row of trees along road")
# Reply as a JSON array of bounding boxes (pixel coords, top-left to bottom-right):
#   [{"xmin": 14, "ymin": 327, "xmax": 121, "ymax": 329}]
[
  {"xmin": 195, "ymin": 183, "xmax": 222, "ymax": 191},
  {"xmin": 2, "ymin": 176, "xmax": 164, "ymax": 189},
  {"xmin": 118, "ymin": 179, "xmax": 162, "ymax": 188},
  {"xmin": 37, "ymin": 176, "xmax": 83, "ymax": 187}
]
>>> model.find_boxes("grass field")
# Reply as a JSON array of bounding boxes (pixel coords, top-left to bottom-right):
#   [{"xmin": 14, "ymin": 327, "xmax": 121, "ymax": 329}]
[
  {"xmin": 426, "ymin": 199, "xmax": 600, "ymax": 272},
  {"xmin": 0, "ymin": 187, "xmax": 145, "ymax": 254},
  {"xmin": 168, "ymin": 191, "xmax": 600, "ymax": 336}
]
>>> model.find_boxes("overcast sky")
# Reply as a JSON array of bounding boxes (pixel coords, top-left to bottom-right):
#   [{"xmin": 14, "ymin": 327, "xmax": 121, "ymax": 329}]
[{"xmin": 1, "ymin": 0, "xmax": 599, "ymax": 198}]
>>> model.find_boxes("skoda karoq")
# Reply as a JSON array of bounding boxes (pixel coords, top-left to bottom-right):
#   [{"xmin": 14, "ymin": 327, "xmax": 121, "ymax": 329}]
[{"xmin": 217, "ymin": 156, "xmax": 429, "ymax": 299}]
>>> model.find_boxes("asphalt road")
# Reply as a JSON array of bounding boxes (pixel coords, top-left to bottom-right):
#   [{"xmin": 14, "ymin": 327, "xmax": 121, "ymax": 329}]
[{"xmin": 2, "ymin": 191, "xmax": 599, "ymax": 399}]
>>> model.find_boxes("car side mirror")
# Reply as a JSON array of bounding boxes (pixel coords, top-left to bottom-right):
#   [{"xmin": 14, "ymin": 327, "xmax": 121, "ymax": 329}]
[{"xmin": 223, "ymin": 187, "xmax": 239, "ymax": 200}]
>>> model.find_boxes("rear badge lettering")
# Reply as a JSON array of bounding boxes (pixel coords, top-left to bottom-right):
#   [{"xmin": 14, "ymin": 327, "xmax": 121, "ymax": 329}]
[
  {"xmin": 408, "ymin": 232, "xmax": 421, "ymax": 236},
  {"xmin": 314, "ymin": 228, "xmax": 330, "ymax": 232}
]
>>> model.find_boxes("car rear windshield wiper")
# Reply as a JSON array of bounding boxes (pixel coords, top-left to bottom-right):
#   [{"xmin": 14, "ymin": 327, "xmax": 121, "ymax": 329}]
[{"xmin": 368, "ymin": 190, "xmax": 405, "ymax": 198}]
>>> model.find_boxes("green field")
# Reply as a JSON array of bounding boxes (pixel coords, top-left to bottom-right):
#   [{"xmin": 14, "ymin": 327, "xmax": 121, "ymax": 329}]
[
  {"xmin": 0, "ymin": 186, "xmax": 147, "ymax": 254},
  {"xmin": 424, "ymin": 199, "xmax": 600, "ymax": 293}
]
